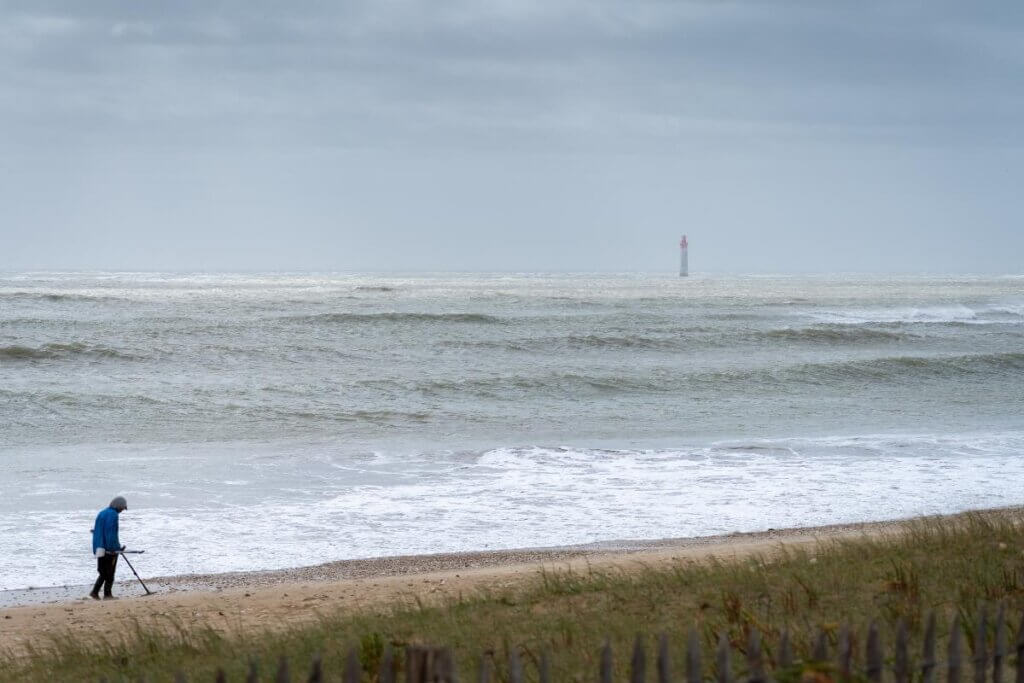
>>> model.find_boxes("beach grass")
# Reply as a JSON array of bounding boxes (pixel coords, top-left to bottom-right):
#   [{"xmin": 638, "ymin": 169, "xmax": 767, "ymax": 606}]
[{"xmin": 4, "ymin": 511, "xmax": 1024, "ymax": 681}]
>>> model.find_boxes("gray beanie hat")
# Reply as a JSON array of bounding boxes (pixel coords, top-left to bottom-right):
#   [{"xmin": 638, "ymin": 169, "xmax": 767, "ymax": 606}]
[{"xmin": 109, "ymin": 496, "xmax": 128, "ymax": 511}]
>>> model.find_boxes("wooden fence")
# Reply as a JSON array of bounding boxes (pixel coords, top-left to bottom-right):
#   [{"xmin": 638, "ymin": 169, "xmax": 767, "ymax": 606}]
[{"xmin": 119, "ymin": 605, "xmax": 1024, "ymax": 683}]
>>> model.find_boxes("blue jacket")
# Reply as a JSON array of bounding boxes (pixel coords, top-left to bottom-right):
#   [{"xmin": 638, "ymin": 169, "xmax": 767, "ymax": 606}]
[{"xmin": 92, "ymin": 507, "xmax": 121, "ymax": 554}]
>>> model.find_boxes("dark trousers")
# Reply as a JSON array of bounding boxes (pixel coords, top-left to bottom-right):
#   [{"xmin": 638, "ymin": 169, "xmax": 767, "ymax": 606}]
[{"xmin": 92, "ymin": 553, "xmax": 118, "ymax": 596}]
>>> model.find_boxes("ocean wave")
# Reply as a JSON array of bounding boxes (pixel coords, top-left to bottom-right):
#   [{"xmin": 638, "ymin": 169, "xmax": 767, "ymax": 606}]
[
  {"xmin": 985, "ymin": 302, "xmax": 1024, "ymax": 318},
  {"xmin": 809, "ymin": 304, "xmax": 1023, "ymax": 326},
  {"xmin": 765, "ymin": 298, "xmax": 813, "ymax": 306},
  {"xmin": 345, "ymin": 409, "xmax": 430, "ymax": 424},
  {"xmin": 756, "ymin": 352, "xmax": 1024, "ymax": 386},
  {"xmin": 282, "ymin": 312, "xmax": 504, "ymax": 324},
  {"xmin": 378, "ymin": 352, "xmax": 1024, "ymax": 398},
  {"xmin": 758, "ymin": 326, "xmax": 912, "ymax": 344},
  {"xmin": 437, "ymin": 339, "xmax": 533, "ymax": 352},
  {"xmin": 360, "ymin": 373, "xmax": 661, "ymax": 397},
  {"xmin": 266, "ymin": 407, "xmax": 432, "ymax": 425},
  {"xmin": 563, "ymin": 334, "xmax": 682, "ymax": 350},
  {"xmin": 415, "ymin": 371, "xmax": 709, "ymax": 397},
  {"xmin": 710, "ymin": 352, "xmax": 1024, "ymax": 388},
  {"xmin": 479, "ymin": 430, "xmax": 1024, "ymax": 466},
  {"xmin": 439, "ymin": 327, "xmax": 907, "ymax": 354},
  {"xmin": 0, "ymin": 291, "xmax": 119, "ymax": 303},
  {"xmin": 353, "ymin": 286, "xmax": 397, "ymax": 293},
  {"xmin": 711, "ymin": 430, "xmax": 1024, "ymax": 458},
  {"xmin": 706, "ymin": 311, "xmax": 768, "ymax": 321},
  {"xmin": 541, "ymin": 296, "xmax": 609, "ymax": 307},
  {"xmin": 0, "ymin": 343, "xmax": 140, "ymax": 361}
]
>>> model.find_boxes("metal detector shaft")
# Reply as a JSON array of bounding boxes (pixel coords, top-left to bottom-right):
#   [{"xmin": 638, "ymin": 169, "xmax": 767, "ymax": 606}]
[{"xmin": 116, "ymin": 552, "xmax": 153, "ymax": 595}]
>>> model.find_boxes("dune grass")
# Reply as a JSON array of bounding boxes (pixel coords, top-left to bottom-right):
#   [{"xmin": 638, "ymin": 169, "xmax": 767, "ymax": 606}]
[{"xmin": 4, "ymin": 511, "xmax": 1024, "ymax": 681}]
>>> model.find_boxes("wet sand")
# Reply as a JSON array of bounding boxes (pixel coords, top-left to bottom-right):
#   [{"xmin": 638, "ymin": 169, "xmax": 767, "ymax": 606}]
[{"xmin": 0, "ymin": 508, "xmax": 1017, "ymax": 656}]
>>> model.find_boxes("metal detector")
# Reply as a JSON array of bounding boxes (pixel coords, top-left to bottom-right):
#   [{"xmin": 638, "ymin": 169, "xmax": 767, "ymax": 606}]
[{"xmin": 114, "ymin": 550, "xmax": 153, "ymax": 596}]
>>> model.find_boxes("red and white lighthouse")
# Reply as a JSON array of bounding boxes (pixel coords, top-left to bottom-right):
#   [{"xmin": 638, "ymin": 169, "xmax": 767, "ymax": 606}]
[{"xmin": 679, "ymin": 235, "xmax": 689, "ymax": 277}]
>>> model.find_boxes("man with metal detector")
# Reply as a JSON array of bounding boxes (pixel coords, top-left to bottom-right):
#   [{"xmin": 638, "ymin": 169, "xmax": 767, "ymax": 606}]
[{"xmin": 90, "ymin": 496, "xmax": 128, "ymax": 600}]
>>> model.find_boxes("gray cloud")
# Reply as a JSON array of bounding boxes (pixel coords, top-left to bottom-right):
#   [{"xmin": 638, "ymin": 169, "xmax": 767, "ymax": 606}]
[{"xmin": 2, "ymin": 1, "xmax": 1022, "ymax": 271}]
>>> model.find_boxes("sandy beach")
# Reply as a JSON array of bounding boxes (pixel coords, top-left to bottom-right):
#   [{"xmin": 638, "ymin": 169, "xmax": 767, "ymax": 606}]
[{"xmin": 4, "ymin": 509, "xmax": 1008, "ymax": 656}]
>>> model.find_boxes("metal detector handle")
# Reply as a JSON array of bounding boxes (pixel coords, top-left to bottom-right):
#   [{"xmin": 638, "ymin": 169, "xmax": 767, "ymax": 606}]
[{"xmin": 113, "ymin": 550, "xmax": 146, "ymax": 554}]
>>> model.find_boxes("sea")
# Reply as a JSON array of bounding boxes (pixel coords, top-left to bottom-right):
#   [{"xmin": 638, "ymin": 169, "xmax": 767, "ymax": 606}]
[{"xmin": 1, "ymin": 272, "xmax": 1023, "ymax": 592}]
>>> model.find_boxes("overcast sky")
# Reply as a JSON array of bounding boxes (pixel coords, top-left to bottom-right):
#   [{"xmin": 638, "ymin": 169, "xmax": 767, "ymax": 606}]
[{"xmin": 2, "ymin": 1, "xmax": 1022, "ymax": 272}]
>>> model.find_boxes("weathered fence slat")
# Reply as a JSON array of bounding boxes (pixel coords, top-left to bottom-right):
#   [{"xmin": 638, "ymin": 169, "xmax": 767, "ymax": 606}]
[
  {"xmin": 715, "ymin": 631, "xmax": 732, "ymax": 683},
  {"xmin": 539, "ymin": 650, "xmax": 551, "ymax": 683},
  {"xmin": 866, "ymin": 621, "xmax": 882, "ymax": 683},
  {"xmin": 600, "ymin": 642, "xmax": 613, "ymax": 683},
  {"xmin": 404, "ymin": 646, "xmax": 458, "ymax": 683},
  {"xmin": 381, "ymin": 645, "xmax": 396, "ymax": 683},
  {"xmin": 308, "ymin": 653, "xmax": 324, "ymax": 683},
  {"xmin": 632, "ymin": 635, "xmax": 647, "ymax": 683},
  {"xmin": 950, "ymin": 614, "xmax": 964, "ymax": 683},
  {"xmin": 894, "ymin": 620, "xmax": 910, "ymax": 683},
  {"xmin": 812, "ymin": 629, "xmax": 828, "ymax": 662},
  {"xmin": 686, "ymin": 629, "xmax": 701, "ymax": 683},
  {"xmin": 406, "ymin": 646, "xmax": 423, "ymax": 683},
  {"xmin": 838, "ymin": 624, "xmax": 853, "ymax": 682},
  {"xmin": 746, "ymin": 628, "xmax": 765, "ymax": 683},
  {"xmin": 508, "ymin": 648, "xmax": 523, "ymax": 683},
  {"xmin": 343, "ymin": 648, "xmax": 359, "ymax": 683},
  {"xmin": 440, "ymin": 647, "xmax": 459, "ymax": 683},
  {"xmin": 778, "ymin": 629, "xmax": 793, "ymax": 670},
  {"xmin": 922, "ymin": 612, "xmax": 937, "ymax": 683},
  {"xmin": 477, "ymin": 653, "xmax": 491, "ymax": 683},
  {"xmin": 994, "ymin": 602, "xmax": 1006, "ymax": 683},
  {"xmin": 1015, "ymin": 610, "xmax": 1024, "ymax": 683},
  {"xmin": 276, "ymin": 655, "xmax": 291, "ymax": 683},
  {"xmin": 976, "ymin": 605, "xmax": 989, "ymax": 683},
  {"xmin": 657, "ymin": 633, "xmax": 672, "ymax": 683},
  {"xmin": 412, "ymin": 647, "xmax": 424, "ymax": 683}
]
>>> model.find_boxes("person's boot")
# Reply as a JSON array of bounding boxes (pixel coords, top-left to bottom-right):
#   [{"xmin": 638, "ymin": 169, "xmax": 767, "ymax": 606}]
[
  {"xmin": 103, "ymin": 594, "xmax": 118, "ymax": 600},
  {"xmin": 88, "ymin": 590, "xmax": 100, "ymax": 600}
]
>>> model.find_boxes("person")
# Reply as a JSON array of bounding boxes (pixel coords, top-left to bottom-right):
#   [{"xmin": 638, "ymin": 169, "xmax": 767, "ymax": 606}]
[{"xmin": 90, "ymin": 496, "xmax": 127, "ymax": 600}]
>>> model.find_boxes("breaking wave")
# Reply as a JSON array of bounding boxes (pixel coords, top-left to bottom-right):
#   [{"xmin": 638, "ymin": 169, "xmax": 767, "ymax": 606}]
[
  {"xmin": 0, "ymin": 343, "xmax": 139, "ymax": 361},
  {"xmin": 809, "ymin": 304, "xmax": 1024, "ymax": 325}
]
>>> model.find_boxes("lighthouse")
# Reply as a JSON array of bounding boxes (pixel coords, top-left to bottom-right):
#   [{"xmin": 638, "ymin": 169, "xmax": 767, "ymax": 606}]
[{"xmin": 679, "ymin": 234, "xmax": 689, "ymax": 277}]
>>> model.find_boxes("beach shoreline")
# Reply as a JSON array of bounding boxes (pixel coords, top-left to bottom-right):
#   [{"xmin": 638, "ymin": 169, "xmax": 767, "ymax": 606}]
[
  {"xmin": 0, "ymin": 513, "xmax": 921, "ymax": 610},
  {"xmin": 4, "ymin": 506, "xmax": 1020, "ymax": 609},
  {"xmin": 2, "ymin": 506, "xmax": 1020, "ymax": 655}
]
